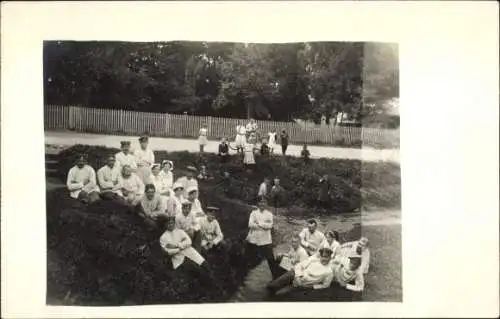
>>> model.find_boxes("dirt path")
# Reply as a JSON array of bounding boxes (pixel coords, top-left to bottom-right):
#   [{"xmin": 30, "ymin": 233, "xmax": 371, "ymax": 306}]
[{"xmin": 44, "ymin": 131, "xmax": 400, "ymax": 163}]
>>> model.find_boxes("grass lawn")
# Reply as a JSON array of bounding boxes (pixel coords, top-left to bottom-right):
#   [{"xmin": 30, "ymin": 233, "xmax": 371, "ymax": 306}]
[{"xmin": 46, "ymin": 144, "xmax": 401, "ymax": 304}]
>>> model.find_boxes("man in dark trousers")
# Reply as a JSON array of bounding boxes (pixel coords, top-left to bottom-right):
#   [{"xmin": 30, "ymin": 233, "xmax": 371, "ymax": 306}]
[{"xmin": 280, "ymin": 129, "xmax": 289, "ymax": 156}]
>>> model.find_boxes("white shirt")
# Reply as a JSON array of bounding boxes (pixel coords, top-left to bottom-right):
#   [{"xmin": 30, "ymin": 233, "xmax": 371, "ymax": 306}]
[
  {"xmin": 166, "ymin": 195, "xmax": 183, "ymax": 216},
  {"xmin": 340, "ymin": 241, "xmax": 371, "ymax": 274},
  {"xmin": 175, "ymin": 212, "xmax": 199, "ymax": 234},
  {"xmin": 299, "ymin": 228, "xmax": 326, "ymax": 255},
  {"xmin": 159, "ymin": 228, "xmax": 205, "ymax": 269},
  {"xmin": 66, "ymin": 165, "xmax": 99, "ymax": 198},
  {"xmin": 199, "ymin": 128, "xmax": 208, "ymax": 136},
  {"xmin": 258, "ymin": 182, "xmax": 268, "ymax": 197},
  {"xmin": 175, "ymin": 176, "xmax": 199, "ymax": 197},
  {"xmin": 120, "ymin": 173, "xmax": 145, "ymax": 196},
  {"xmin": 140, "ymin": 194, "xmax": 166, "ymax": 219},
  {"xmin": 97, "ymin": 165, "xmax": 122, "ymax": 193},
  {"xmin": 279, "ymin": 246, "xmax": 309, "ymax": 271},
  {"xmin": 246, "ymin": 209, "xmax": 273, "ymax": 246},
  {"xmin": 200, "ymin": 217, "xmax": 224, "ymax": 245},
  {"xmin": 268, "ymin": 132, "xmax": 277, "ymax": 144},
  {"xmin": 160, "ymin": 170, "xmax": 174, "ymax": 190},
  {"xmin": 134, "ymin": 148, "xmax": 155, "ymax": 167},
  {"xmin": 331, "ymin": 256, "xmax": 365, "ymax": 292},
  {"xmin": 317, "ymin": 239, "xmax": 341, "ymax": 259},
  {"xmin": 246, "ymin": 122, "xmax": 257, "ymax": 132},
  {"xmin": 237, "ymin": 125, "xmax": 246, "ymax": 135},
  {"xmin": 293, "ymin": 256, "xmax": 334, "ymax": 289},
  {"xmin": 150, "ymin": 173, "xmax": 171, "ymax": 196},
  {"xmin": 115, "ymin": 151, "xmax": 137, "ymax": 170}
]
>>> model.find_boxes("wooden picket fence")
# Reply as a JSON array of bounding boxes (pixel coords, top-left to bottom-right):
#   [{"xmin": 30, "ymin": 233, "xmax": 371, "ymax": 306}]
[{"xmin": 44, "ymin": 105, "xmax": 400, "ymax": 148}]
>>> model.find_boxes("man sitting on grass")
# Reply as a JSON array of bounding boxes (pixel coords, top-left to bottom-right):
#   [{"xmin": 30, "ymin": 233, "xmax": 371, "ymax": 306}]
[
  {"xmin": 339, "ymin": 236, "xmax": 370, "ymax": 275},
  {"xmin": 97, "ymin": 154, "xmax": 123, "ymax": 201},
  {"xmin": 137, "ymin": 184, "xmax": 167, "ymax": 228},
  {"xmin": 200, "ymin": 206, "xmax": 225, "ymax": 252},
  {"xmin": 175, "ymin": 199, "xmax": 202, "ymax": 252},
  {"xmin": 158, "ymin": 215, "xmax": 221, "ymax": 293},
  {"xmin": 119, "ymin": 165, "xmax": 145, "ymax": 206},
  {"xmin": 270, "ymin": 235, "xmax": 309, "ymax": 279},
  {"xmin": 66, "ymin": 154, "xmax": 100, "ymax": 204},
  {"xmin": 266, "ymin": 247, "xmax": 334, "ymax": 296},
  {"xmin": 299, "ymin": 219, "xmax": 326, "ymax": 256}
]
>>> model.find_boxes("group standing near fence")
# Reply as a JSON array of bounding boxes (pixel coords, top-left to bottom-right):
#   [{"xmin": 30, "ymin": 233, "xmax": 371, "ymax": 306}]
[{"xmin": 45, "ymin": 105, "xmax": 400, "ymax": 149}]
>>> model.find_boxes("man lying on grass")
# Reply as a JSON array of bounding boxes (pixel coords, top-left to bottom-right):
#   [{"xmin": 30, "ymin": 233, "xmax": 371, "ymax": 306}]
[
  {"xmin": 269, "ymin": 235, "xmax": 309, "ymax": 279},
  {"xmin": 339, "ymin": 237, "xmax": 370, "ymax": 275},
  {"xmin": 266, "ymin": 247, "xmax": 334, "ymax": 296},
  {"xmin": 330, "ymin": 252, "xmax": 365, "ymax": 293}
]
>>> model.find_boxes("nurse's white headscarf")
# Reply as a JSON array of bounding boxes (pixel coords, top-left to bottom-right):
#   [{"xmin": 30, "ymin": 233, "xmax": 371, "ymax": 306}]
[{"xmin": 162, "ymin": 160, "xmax": 174, "ymax": 171}]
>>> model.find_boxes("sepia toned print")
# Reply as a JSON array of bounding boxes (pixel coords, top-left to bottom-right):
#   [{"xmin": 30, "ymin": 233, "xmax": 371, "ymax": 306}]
[{"xmin": 44, "ymin": 40, "xmax": 401, "ymax": 305}]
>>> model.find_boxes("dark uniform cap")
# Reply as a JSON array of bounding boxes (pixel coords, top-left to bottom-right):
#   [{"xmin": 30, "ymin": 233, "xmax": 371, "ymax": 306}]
[
  {"xmin": 206, "ymin": 206, "xmax": 220, "ymax": 212},
  {"xmin": 120, "ymin": 141, "xmax": 131, "ymax": 146},
  {"xmin": 187, "ymin": 165, "xmax": 198, "ymax": 172}
]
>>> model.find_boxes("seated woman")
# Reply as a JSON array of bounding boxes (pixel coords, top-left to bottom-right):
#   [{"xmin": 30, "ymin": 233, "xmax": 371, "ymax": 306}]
[
  {"xmin": 270, "ymin": 235, "xmax": 309, "ymax": 279},
  {"xmin": 149, "ymin": 163, "xmax": 171, "ymax": 205},
  {"xmin": 119, "ymin": 165, "xmax": 145, "ymax": 206},
  {"xmin": 97, "ymin": 155, "xmax": 123, "ymax": 201},
  {"xmin": 166, "ymin": 182, "xmax": 184, "ymax": 216},
  {"xmin": 330, "ymin": 252, "xmax": 365, "ymax": 294},
  {"xmin": 160, "ymin": 160, "xmax": 174, "ymax": 191},
  {"xmin": 187, "ymin": 187, "xmax": 206, "ymax": 225},
  {"xmin": 158, "ymin": 216, "xmax": 220, "ymax": 291},
  {"xmin": 66, "ymin": 154, "xmax": 100, "ymax": 204},
  {"xmin": 266, "ymin": 247, "xmax": 334, "ymax": 296},
  {"xmin": 339, "ymin": 236, "xmax": 370, "ymax": 275},
  {"xmin": 175, "ymin": 199, "xmax": 202, "ymax": 252},
  {"xmin": 200, "ymin": 207, "xmax": 224, "ymax": 252},
  {"xmin": 137, "ymin": 184, "xmax": 167, "ymax": 228}
]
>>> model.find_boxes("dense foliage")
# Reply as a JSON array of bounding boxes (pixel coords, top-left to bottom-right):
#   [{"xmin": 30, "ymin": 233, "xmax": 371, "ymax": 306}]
[
  {"xmin": 48, "ymin": 145, "xmax": 401, "ymax": 305},
  {"xmin": 44, "ymin": 41, "xmax": 399, "ymax": 126}
]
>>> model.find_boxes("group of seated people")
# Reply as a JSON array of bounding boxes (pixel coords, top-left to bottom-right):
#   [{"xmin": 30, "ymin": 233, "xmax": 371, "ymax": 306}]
[
  {"xmin": 65, "ymin": 136, "xmax": 370, "ymax": 298},
  {"xmin": 266, "ymin": 218, "xmax": 370, "ymax": 296}
]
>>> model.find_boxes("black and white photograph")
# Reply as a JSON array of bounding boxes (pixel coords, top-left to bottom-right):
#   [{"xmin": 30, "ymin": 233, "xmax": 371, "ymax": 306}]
[
  {"xmin": 43, "ymin": 40, "xmax": 401, "ymax": 305},
  {"xmin": 3, "ymin": 2, "xmax": 498, "ymax": 318}
]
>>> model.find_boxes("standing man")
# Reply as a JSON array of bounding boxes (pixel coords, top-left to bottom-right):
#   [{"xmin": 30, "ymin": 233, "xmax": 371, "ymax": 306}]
[
  {"xmin": 298, "ymin": 219, "xmax": 326, "ymax": 256},
  {"xmin": 66, "ymin": 154, "xmax": 100, "ymax": 204},
  {"xmin": 115, "ymin": 141, "xmax": 137, "ymax": 171},
  {"xmin": 134, "ymin": 136, "xmax": 155, "ymax": 183},
  {"xmin": 279, "ymin": 129, "xmax": 289, "ymax": 156},
  {"xmin": 97, "ymin": 154, "xmax": 122, "ymax": 200},
  {"xmin": 245, "ymin": 198, "xmax": 277, "ymax": 276}
]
